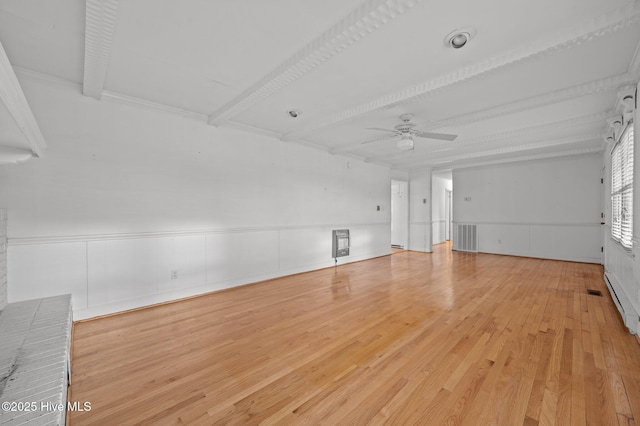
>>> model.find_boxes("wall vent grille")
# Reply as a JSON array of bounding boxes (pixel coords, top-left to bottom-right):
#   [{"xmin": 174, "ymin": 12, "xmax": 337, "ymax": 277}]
[{"xmin": 455, "ymin": 224, "xmax": 478, "ymax": 252}]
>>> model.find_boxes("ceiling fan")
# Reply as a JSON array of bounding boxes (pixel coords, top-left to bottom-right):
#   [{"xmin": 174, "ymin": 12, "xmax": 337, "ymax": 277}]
[{"xmin": 365, "ymin": 114, "xmax": 457, "ymax": 151}]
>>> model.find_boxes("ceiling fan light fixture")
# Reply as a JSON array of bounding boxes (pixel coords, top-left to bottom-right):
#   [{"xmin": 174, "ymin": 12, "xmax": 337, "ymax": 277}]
[
  {"xmin": 397, "ymin": 134, "xmax": 414, "ymax": 151},
  {"xmin": 444, "ymin": 28, "xmax": 475, "ymax": 49}
]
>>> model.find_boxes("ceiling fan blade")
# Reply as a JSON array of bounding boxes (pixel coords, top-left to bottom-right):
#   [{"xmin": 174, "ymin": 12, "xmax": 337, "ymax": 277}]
[
  {"xmin": 366, "ymin": 127, "xmax": 397, "ymax": 133},
  {"xmin": 414, "ymin": 131, "xmax": 457, "ymax": 141}
]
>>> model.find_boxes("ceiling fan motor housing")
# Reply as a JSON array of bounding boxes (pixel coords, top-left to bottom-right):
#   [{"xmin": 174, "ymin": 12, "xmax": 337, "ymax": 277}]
[{"xmin": 395, "ymin": 123, "xmax": 416, "ymax": 133}]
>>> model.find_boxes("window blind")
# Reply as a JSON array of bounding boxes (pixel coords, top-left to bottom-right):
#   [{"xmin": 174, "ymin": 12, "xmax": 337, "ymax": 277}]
[{"xmin": 611, "ymin": 123, "xmax": 634, "ymax": 249}]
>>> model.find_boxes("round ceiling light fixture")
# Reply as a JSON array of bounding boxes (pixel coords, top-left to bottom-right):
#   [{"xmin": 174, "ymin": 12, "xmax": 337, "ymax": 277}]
[
  {"xmin": 444, "ymin": 28, "xmax": 476, "ymax": 49},
  {"xmin": 397, "ymin": 134, "xmax": 414, "ymax": 151}
]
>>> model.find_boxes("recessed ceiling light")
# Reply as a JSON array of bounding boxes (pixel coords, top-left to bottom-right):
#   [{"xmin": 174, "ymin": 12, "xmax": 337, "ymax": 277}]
[
  {"xmin": 288, "ymin": 110, "xmax": 301, "ymax": 118},
  {"xmin": 444, "ymin": 28, "xmax": 476, "ymax": 49}
]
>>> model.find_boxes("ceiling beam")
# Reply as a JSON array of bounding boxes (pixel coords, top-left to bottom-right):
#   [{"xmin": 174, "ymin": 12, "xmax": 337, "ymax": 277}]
[
  {"xmin": 207, "ymin": 0, "xmax": 423, "ymax": 126},
  {"xmin": 329, "ymin": 72, "xmax": 627, "ymax": 156},
  {"xmin": 393, "ymin": 133, "xmax": 602, "ymax": 168},
  {"xmin": 424, "ymin": 146, "xmax": 604, "ymax": 172},
  {"xmin": 418, "ymin": 74, "xmax": 635, "ymax": 133},
  {"xmin": 284, "ymin": 2, "xmax": 640, "ymax": 141},
  {"xmin": 0, "ymin": 40, "xmax": 46, "ymax": 158},
  {"xmin": 83, "ymin": 0, "xmax": 119, "ymax": 99}
]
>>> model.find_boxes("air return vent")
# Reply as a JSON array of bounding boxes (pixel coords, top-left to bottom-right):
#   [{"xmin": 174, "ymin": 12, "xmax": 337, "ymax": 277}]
[{"xmin": 455, "ymin": 224, "xmax": 478, "ymax": 252}]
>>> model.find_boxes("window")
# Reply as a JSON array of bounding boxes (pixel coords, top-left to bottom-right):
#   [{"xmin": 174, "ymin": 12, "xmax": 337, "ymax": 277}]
[{"xmin": 611, "ymin": 122, "xmax": 634, "ymax": 249}]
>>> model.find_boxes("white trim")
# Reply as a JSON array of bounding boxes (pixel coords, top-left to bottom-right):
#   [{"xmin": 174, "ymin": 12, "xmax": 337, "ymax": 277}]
[
  {"xmin": 13, "ymin": 66, "xmax": 211, "ymax": 123},
  {"xmin": 83, "ymin": 0, "xmax": 119, "ymax": 99},
  {"xmin": 0, "ymin": 42, "xmax": 47, "ymax": 158},
  {"xmin": 13, "ymin": 66, "xmax": 82, "ymax": 92},
  {"xmin": 8, "ymin": 222, "xmax": 389, "ymax": 246},
  {"xmin": 101, "ymin": 90, "xmax": 208, "ymax": 122},
  {"xmin": 452, "ymin": 221, "xmax": 599, "ymax": 227},
  {"xmin": 223, "ymin": 120, "xmax": 283, "ymax": 139}
]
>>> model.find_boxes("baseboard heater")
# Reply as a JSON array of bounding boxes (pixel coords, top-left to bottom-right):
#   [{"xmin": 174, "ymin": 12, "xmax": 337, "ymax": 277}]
[{"xmin": 604, "ymin": 272, "xmax": 640, "ymax": 335}]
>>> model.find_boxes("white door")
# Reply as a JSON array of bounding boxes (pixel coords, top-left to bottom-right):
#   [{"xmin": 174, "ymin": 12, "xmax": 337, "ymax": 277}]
[
  {"xmin": 391, "ymin": 180, "xmax": 409, "ymax": 248},
  {"xmin": 445, "ymin": 189, "xmax": 452, "ymax": 241}
]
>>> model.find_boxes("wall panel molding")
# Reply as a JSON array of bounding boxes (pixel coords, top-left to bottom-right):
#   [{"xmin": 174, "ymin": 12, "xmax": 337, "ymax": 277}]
[{"xmin": 8, "ymin": 222, "xmax": 388, "ymax": 245}]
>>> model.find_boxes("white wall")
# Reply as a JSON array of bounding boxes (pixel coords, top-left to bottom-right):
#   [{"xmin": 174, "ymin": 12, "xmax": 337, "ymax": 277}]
[
  {"xmin": 1, "ymin": 77, "xmax": 391, "ymax": 319},
  {"xmin": 408, "ymin": 168, "xmax": 432, "ymax": 252},
  {"xmin": 431, "ymin": 172, "xmax": 452, "ymax": 245},
  {"xmin": 603, "ymin": 87, "xmax": 640, "ymax": 335},
  {"xmin": 453, "ymin": 154, "xmax": 602, "ymax": 263}
]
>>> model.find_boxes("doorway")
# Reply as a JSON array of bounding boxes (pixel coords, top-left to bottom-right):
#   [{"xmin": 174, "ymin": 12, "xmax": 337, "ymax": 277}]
[
  {"xmin": 445, "ymin": 188, "xmax": 453, "ymax": 241},
  {"xmin": 391, "ymin": 180, "xmax": 408, "ymax": 249},
  {"xmin": 431, "ymin": 170, "xmax": 453, "ymax": 246}
]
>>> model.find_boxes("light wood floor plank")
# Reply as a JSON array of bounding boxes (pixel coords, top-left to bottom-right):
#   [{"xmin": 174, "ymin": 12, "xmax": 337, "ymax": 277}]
[{"xmin": 68, "ymin": 244, "xmax": 640, "ymax": 425}]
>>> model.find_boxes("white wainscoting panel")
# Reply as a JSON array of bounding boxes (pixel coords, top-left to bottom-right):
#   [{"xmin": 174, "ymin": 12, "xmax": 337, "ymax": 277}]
[
  {"xmin": 8, "ymin": 242, "xmax": 88, "ymax": 310},
  {"xmin": 206, "ymin": 230, "xmax": 279, "ymax": 289},
  {"xmin": 478, "ymin": 224, "xmax": 530, "ymax": 257},
  {"xmin": 529, "ymin": 224, "xmax": 600, "ymax": 263},
  {"xmin": 8, "ymin": 224, "xmax": 389, "ymax": 320},
  {"xmin": 432, "ymin": 220, "xmax": 446, "ymax": 245},
  {"xmin": 478, "ymin": 222, "xmax": 600, "ymax": 263},
  {"xmin": 408, "ymin": 222, "xmax": 431, "ymax": 252}
]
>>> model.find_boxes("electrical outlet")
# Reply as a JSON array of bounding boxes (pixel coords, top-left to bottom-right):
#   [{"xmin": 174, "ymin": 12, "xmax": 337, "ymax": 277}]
[{"xmin": 171, "ymin": 270, "xmax": 178, "ymax": 280}]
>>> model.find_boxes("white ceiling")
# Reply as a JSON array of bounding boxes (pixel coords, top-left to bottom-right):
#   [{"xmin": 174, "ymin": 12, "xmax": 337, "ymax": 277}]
[{"xmin": 0, "ymin": 0, "xmax": 639, "ymax": 169}]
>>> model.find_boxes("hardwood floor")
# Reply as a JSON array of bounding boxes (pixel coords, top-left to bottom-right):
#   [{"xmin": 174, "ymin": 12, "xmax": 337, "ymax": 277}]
[{"xmin": 69, "ymin": 245, "xmax": 640, "ymax": 425}]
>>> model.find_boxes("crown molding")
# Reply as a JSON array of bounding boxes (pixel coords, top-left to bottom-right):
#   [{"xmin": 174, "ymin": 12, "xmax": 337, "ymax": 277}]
[
  {"xmin": 395, "ymin": 133, "xmax": 602, "ymax": 168},
  {"xmin": 14, "ymin": 66, "xmax": 211, "ymax": 122},
  {"xmin": 83, "ymin": 0, "xmax": 119, "ymax": 99},
  {"xmin": 284, "ymin": 2, "xmax": 640, "ymax": 140},
  {"xmin": 0, "ymin": 42, "xmax": 46, "ymax": 158},
  {"xmin": 224, "ymin": 120, "xmax": 284, "ymax": 140},
  {"xmin": 13, "ymin": 66, "xmax": 82, "ymax": 91},
  {"xmin": 101, "ymin": 90, "xmax": 208, "ymax": 122},
  {"xmin": 207, "ymin": 0, "xmax": 423, "ymax": 126}
]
